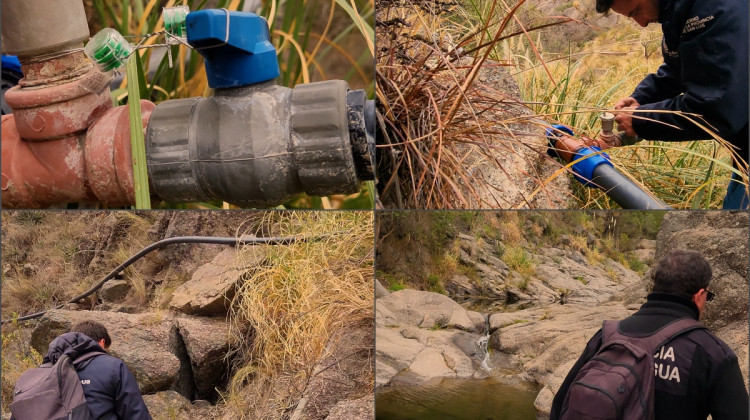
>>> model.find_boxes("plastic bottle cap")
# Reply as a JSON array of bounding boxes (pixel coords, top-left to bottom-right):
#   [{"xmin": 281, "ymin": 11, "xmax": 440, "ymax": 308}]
[
  {"xmin": 84, "ymin": 28, "xmax": 133, "ymax": 72},
  {"xmin": 163, "ymin": 5, "xmax": 190, "ymax": 44}
]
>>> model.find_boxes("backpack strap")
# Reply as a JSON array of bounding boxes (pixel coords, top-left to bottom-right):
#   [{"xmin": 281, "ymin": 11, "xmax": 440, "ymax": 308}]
[
  {"xmin": 55, "ymin": 354, "xmax": 73, "ymax": 394},
  {"xmin": 602, "ymin": 317, "xmax": 705, "ymax": 358}
]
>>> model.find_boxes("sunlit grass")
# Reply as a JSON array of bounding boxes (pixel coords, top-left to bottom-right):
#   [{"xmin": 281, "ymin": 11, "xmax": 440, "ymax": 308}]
[
  {"xmin": 224, "ymin": 211, "xmax": 374, "ymax": 419},
  {"xmin": 507, "ymin": 12, "xmax": 745, "ymax": 209},
  {"xmin": 376, "ymin": 0, "xmax": 747, "ymax": 209}
]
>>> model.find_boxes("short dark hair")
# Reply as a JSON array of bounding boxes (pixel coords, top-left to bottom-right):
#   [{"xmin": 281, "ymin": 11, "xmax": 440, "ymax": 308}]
[
  {"xmin": 652, "ymin": 249, "xmax": 712, "ymax": 299},
  {"xmin": 71, "ymin": 320, "xmax": 112, "ymax": 348},
  {"xmin": 596, "ymin": 0, "xmax": 614, "ymax": 13}
]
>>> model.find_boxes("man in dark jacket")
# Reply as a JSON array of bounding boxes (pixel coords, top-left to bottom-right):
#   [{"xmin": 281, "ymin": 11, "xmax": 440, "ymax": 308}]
[
  {"xmin": 550, "ymin": 249, "xmax": 748, "ymax": 419},
  {"xmin": 44, "ymin": 321, "xmax": 152, "ymax": 420},
  {"xmin": 597, "ymin": 0, "xmax": 748, "ymax": 209}
]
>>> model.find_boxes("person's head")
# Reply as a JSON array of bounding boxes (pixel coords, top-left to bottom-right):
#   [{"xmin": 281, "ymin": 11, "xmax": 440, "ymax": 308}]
[
  {"xmin": 71, "ymin": 320, "xmax": 112, "ymax": 351},
  {"xmin": 652, "ymin": 249, "xmax": 713, "ymax": 316},
  {"xmin": 595, "ymin": 0, "xmax": 659, "ymax": 27}
]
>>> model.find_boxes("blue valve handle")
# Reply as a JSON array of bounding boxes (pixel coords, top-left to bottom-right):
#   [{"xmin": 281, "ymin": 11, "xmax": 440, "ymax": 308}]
[
  {"xmin": 545, "ymin": 124, "xmax": 613, "ymax": 188},
  {"xmin": 186, "ymin": 10, "xmax": 280, "ymax": 89}
]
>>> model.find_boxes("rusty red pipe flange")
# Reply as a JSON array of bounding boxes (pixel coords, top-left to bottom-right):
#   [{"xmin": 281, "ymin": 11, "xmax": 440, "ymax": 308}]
[
  {"xmin": 1, "ymin": 115, "xmax": 94, "ymax": 208},
  {"xmin": 4, "ymin": 67, "xmax": 112, "ymax": 141},
  {"xmin": 1, "ymin": 101, "xmax": 156, "ymax": 209},
  {"xmin": 85, "ymin": 100, "xmax": 156, "ymax": 206}
]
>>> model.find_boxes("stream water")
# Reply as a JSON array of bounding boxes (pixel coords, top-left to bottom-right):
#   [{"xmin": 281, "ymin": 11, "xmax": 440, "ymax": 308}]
[{"xmin": 375, "ymin": 377, "xmax": 542, "ymax": 420}]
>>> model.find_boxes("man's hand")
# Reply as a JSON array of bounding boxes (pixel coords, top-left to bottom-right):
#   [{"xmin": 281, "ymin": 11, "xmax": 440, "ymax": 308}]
[
  {"xmin": 614, "ymin": 97, "xmax": 640, "ymax": 110},
  {"xmin": 615, "ymin": 106, "xmax": 638, "ymax": 137}
]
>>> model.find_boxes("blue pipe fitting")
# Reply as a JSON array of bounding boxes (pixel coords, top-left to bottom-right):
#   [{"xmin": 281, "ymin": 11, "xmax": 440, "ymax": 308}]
[
  {"xmin": 2, "ymin": 55, "xmax": 22, "ymax": 75},
  {"xmin": 186, "ymin": 10, "xmax": 279, "ymax": 89},
  {"xmin": 572, "ymin": 146, "xmax": 613, "ymax": 187}
]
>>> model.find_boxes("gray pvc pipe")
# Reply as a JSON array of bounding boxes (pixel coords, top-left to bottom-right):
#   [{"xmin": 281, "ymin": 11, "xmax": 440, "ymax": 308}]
[{"xmin": 592, "ymin": 164, "xmax": 670, "ymax": 209}]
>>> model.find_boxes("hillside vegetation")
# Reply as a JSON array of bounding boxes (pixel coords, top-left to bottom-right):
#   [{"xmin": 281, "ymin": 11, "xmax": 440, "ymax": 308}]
[
  {"xmin": 2, "ymin": 211, "xmax": 374, "ymax": 419},
  {"xmin": 377, "ymin": 211, "xmax": 663, "ymax": 294}
]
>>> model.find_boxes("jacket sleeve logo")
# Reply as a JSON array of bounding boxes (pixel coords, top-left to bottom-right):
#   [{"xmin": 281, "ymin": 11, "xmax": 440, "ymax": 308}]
[{"xmin": 683, "ymin": 15, "xmax": 715, "ymax": 34}]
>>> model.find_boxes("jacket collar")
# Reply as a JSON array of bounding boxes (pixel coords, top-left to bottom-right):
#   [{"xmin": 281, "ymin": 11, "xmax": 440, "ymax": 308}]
[{"xmin": 644, "ymin": 292, "xmax": 700, "ymax": 320}]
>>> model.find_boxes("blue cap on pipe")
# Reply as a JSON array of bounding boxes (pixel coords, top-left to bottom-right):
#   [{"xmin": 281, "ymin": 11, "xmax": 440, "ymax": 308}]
[
  {"xmin": 186, "ymin": 10, "xmax": 280, "ymax": 89},
  {"xmin": 572, "ymin": 146, "xmax": 613, "ymax": 188},
  {"xmin": 2, "ymin": 55, "xmax": 22, "ymax": 75}
]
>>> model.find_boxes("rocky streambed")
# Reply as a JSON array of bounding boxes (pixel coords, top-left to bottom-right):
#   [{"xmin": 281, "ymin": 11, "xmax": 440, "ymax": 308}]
[{"xmin": 375, "ymin": 212, "xmax": 749, "ymax": 418}]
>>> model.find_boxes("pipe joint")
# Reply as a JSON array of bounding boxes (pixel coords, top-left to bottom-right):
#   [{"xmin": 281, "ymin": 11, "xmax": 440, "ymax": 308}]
[
  {"xmin": 146, "ymin": 80, "xmax": 375, "ymax": 207},
  {"xmin": 571, "ymin": 146, "xmax": 613, "ymax": 187}
]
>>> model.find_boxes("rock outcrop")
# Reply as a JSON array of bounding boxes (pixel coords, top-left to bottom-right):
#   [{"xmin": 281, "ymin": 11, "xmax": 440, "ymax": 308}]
[
  {"xmin": 31, "ymin": 310, "xmax": 186, "ymax": 394},
  {"xmin": 169, "ymin": 246, "xmax": 269, "ymax": 316},
  {"xmin": 100, "ymin": 279, "xmax": 131, "ymax": 302},
  {"xmin": 142, "ymin": 390, "xmax": 216, "ymax": 420},
  {"xmin": 377, "ymin": 289, "xmax": 483, "ymax": 332},
  {"xmin": 376, "ymin": 289, "xmax": 491, "ymax": 387},
  {"xmin": 174, "ymin": 316, "xmax": 233, "ymax": 399},
  {"xmin": 30, "ymin": 306, "xmax": 234, "ymax": 403},
  {"xmin": 375, "ymin": 211, "xmax": 748, "ymax": 418}
]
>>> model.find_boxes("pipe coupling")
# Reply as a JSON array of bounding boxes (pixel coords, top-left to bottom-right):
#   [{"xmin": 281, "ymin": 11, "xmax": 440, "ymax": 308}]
[
  {"xmin": 290, "ymin": 80, "xmax": 360, "ymax": 196},
  {"xmin": 146, "ymin": 80, "xmax": 375, "ymax": 207}
]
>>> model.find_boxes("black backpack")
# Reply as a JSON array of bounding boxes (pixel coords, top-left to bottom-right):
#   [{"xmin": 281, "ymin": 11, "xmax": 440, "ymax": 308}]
[
  {"xmin": 559, "ymin": 318, "xmax": 704, "ymax": 420},
  {"xmin": 10, "ymin": 351, "xmax": 105, "ymax": 420}
]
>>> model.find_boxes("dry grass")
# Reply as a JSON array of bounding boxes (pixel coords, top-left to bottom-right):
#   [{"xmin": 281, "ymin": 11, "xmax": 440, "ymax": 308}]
[
  {"xmin": 1, "ymin": 212, "xmax": 93, "ymax": 318},
  {"xmin": 376, "ymin": 0, "xmax": 575, "ymax": 208},
  {"xmin": 223, "ymin": 211, "xmax": 374, "ymax": 419},
  {"xmin": 1, "ymin": 211, "xmax": 193, "ymax": 319},
  {"xmin": 1, "ymin": 323, "xmax": 42, "ymax": 414},
  {"xmin": 509, "ymin": 12, "xmax": 748, "ymax": 209},
  {"xmin": 377, "ymin": 0, "xmax": 748, "ymax": 209}
]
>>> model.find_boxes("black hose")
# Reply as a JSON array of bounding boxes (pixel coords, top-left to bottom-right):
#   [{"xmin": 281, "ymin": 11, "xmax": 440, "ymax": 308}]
[
  {"xmin": 592, "ymin": 165, "xmax": 671, "ymax": 209},
  {"xmin": 2, "ymin": 233, "xmax": 344, "ymax": 324}
]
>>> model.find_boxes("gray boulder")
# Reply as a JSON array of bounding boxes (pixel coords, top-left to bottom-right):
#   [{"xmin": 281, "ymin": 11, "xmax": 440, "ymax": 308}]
[
  {"xmin": 142, "ymin": 391, "xmax": 193, "ymax": 420},
  {"xmin": 375, "ymin": 278, "xmax": 390, "ymax": 298},
  {"xmin": 170, "ymin": 246, "xmax": 269, "ymax": 316},
  {"xmin": 174, "ymin": 316, "xmax": 232, "ymax": 399},
  {"xmin": 142, "ymin": 390, "xmax": 219, "ymax": 420},
  {"xmin": 376, "ymin": 289, "xmax": 476, "ymax": 331},
  {"xmin": 376, "ymin": 324, "xmax": 486, "ymax": 387},
  {"xmin": 100, "ymin": 279, "xmax": 132, "ymax": 302}
]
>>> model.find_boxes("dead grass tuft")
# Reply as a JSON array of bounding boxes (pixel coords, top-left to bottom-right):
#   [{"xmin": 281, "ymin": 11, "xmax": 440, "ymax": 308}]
[
  {"xmin": 376, "ymin": 0, "xmax": 576, "ymax": 208},
  {"xmin": 224, "ymin": 211, "xmax": 374, "ymax": 419}
]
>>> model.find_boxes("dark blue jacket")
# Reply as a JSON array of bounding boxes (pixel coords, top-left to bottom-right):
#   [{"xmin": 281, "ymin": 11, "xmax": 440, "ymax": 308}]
[
  {"xmin": 630, "ymin": 0, "xmax": 748, "ymax": 164},
  {"xmin": 550, "ymin": 293, "xmax": 749, "ymax": 420},
  {"xmin": 44, "ymin": 332, "xmax": 152, "ymax": 420}
]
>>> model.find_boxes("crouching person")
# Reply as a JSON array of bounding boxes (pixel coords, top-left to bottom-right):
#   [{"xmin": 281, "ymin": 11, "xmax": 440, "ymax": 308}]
[
  {"xmin": 10, "ymin": 320, "xmax": 151, "ymax": 420},
  {"xmin": 551, "ymin": 249, "xmax": 748, "ymax": 420}
]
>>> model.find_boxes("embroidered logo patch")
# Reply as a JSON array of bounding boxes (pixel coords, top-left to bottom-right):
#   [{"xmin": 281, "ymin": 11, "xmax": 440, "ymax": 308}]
[
  {"xmin": 662, "ymin": 39, "xmax": 679, "ymax": 58},
  {"xmin": 683, "ymin": 15, "xmax": 715, "ymax": 34}
]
